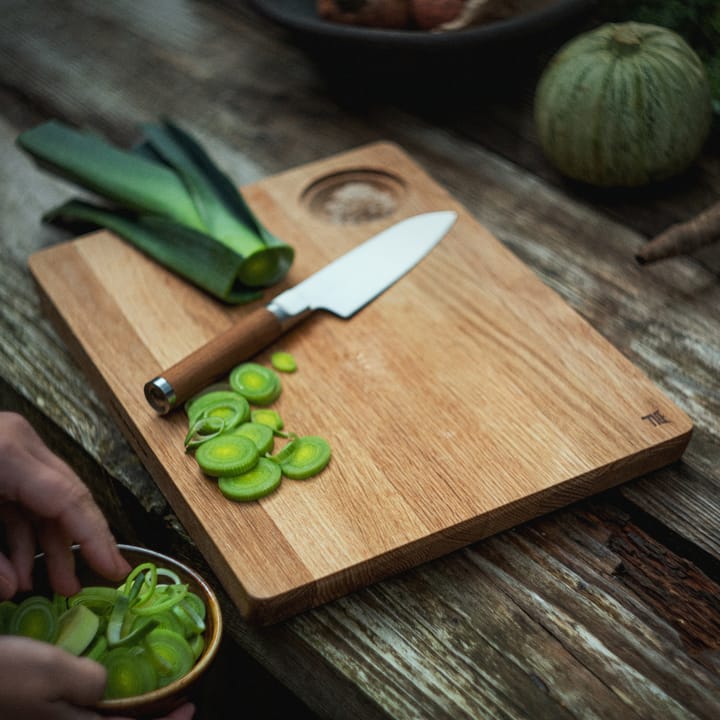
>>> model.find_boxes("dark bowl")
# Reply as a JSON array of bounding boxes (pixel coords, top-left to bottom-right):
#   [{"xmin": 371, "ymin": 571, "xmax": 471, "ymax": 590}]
[
  {"xmin": 250, "ymin": 0, "xmax": 595, "ymax": 49},
  {"xmin": 247, "ymin": 0, "xmax": 598, "ymax": 100},
  {"xmin": 253, "ymin": 2, "xmax": 594, "ymax": 58},
  {"xmin": 26, "ymin": 545, "xmax": 223, "ymax": 718}
]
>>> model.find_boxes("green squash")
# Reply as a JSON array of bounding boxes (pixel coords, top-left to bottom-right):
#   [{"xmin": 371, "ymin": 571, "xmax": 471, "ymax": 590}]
[{"xmin": 534, "ymin": 22, "xmax": 713, "ymax": 188}]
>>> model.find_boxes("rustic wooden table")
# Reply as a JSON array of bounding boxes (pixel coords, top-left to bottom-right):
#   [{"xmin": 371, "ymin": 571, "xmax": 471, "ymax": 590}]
[{"xmin": 1, "ymin": 2, "xmax": 719, "ymax": 718}]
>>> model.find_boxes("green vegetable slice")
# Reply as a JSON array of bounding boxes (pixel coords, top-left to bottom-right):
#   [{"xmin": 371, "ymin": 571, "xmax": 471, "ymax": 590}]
[
  {"xmin": 250, "ymin": 408, "xmax": 284, "ymax": 432},
  {"xmin": 68, "ymin": 586, "xmax": 119, "ymax": 614},
  {"xmin": 56, "ymin": 604, "xmax": 100, "ymax": 656},
  {"xmin": 107, "ymin": 593, "xmax": 158, "ymax": 647},
  {"xmin": 184, "ymin": 416, "xmax": 225, "ymax": 450},
  {"xmin": 199, "ymin": 401, "xmax": 247, "ymax": 432},
  {"xmin": 121, "ymin": 563, "xmax": 157, "ymax": 605},
  {"xmin": 218, "ymin": 458, "xmax": 283, "ymax": 502},
  {"xmin": 171, "ymin": 595, "xmax": 206, "ymax": 637},
  {"xmin": 102, "ymin": 646, "xmax": 158, "ymax": 699},
  {"xmin": 271, "ymin": 351, "xmax": 297, "ymax": 373},
  {"xmin": 229, "ymin": 422, "xmax": 275, "ymax": 454},
  {"xmin": 271, "ymin": 436, "xmax": 332, "ymax": 480},
  {"xmin": 190, "ymin": 633, "xmax": 206, "ymax": 661},
  {"xmin": 155, "ymin": 568, "xmax": 182, "ymax": 586},
  {"xmin": 106, "ymin": 593, "xmax": 131, "ymax": 646},
  {"xmin": 179, "ymin": 593, "xmax": 206, "ymax": 624},
  {"xmin": 186, "ymin": 388, "xmax": 249, "ymax": 425},
  {"xmin": 229, "ymin": 362, "xmax": 281, "ymax": 405},
  {"xmin": 150, "ymin": 609, "xmax": 186, "ymax": 638},
  {"xmin": 144, "ymin": 627, "xmax": 195, "ymax": 688},
  {"xmin": 0, "ymin": 601, "xmax": 17, "ymax": 634},
  {"xmin": 195, "ymin": 434, "xmax": 259, "ymax": 477},
  {"xmin": 85, "ymin": 634, "xmax": 108, "ymax": 661},
  {"xmin": 52, "ymin": 593, "xmax": 68, "ymax": 617},
  {"xmin": 8, "ymin": 596, "xmax": 59, "ymax": 642},
  {"xmin": 133, "ymin": 584, "xmax": 188, "ymax": 616}
]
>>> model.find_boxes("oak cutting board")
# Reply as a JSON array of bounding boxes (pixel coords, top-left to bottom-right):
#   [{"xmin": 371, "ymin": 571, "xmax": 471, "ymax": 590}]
[{"xmin": 29, "ymin": 142, "xmax": 692, "ymax": 624}]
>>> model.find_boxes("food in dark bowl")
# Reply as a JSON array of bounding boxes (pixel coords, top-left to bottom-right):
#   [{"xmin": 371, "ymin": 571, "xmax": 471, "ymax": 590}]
[
  {"xmin": 0, "ymin": 545, "xmax": 222, "ymax": 718},
  {"xmin": 317, "ymin": 0, "xmax": 565, "ymax": 31}
]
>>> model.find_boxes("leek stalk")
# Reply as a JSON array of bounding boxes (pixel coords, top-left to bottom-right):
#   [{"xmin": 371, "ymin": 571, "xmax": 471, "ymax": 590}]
[{"xmin": 17, "ymin": 119, "xmax": 294, "ymax": 303}]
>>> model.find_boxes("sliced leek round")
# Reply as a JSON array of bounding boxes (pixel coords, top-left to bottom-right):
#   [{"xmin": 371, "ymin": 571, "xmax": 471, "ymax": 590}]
[
  {"xmin": 195, "ymin": 434, "xmax": 259, "ymax": 477},
  {"xmin": 218, "ymin": 457, "xmax": 282, "ymax": 502},
  {"xmin": 272, "ymin": 435, "xmax": 331, "ymax": 480},
  {"xmin": 229, "ymin": 362, "xmax": 281, "ymax": 405}
]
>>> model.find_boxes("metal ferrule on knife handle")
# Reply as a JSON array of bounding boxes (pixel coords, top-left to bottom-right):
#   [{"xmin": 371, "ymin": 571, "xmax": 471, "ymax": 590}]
[{"xmin": 144, "ymin": 302, "xmax": 309, "ymax": 414}]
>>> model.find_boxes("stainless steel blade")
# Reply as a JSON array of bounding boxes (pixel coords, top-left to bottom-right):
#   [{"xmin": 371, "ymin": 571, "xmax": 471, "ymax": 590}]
[{"xmin": 268, "ymin": 210, "xmax": 457, "ymax": 319}]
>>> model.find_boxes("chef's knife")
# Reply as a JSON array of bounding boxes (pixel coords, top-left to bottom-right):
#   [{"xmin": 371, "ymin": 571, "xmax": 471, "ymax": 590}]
[{"xmin": 144, "ymin": 210, "xmax": 457, "ymax": 414}]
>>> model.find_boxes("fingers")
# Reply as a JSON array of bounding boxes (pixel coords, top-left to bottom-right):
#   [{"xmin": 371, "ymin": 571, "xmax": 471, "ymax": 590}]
[
  {"xmin": 44, "ymin": 705, "xmax": 105, "ymax": 720},
  {"xmin": 101, "ymin": 704, "xmax": 196, "ymax": 720},
  {"xmin": 0, "ymin": 413, "xmax": 130, "ymax": 586},
  {"xmin": 54, "ymin": 483, "xmax": 131, "ymax": 583},
  {"xmin": 28, "ymin": 471, "xmax": 130, "ymax": 590},
  {"xmin": 2, "ymin": 702, "xmax": 103, "ymax": 720},
  {"xmin": 0, "ymin": 636, "xmax": 107, "ymax": 713},
  {"xmin": 166, "ymin": 702, "xmax": 196, "ymax": 720},
  {"xmin": 18, "ymin": 638, "xmax": 107, "ymax": 707},
  {"xmin": 37, "ymin": 520, "xmax": 80, "ymax": 597},
  {"xmin": 0, "ymin": 552, "xmax": 18, "ymax": 599},
  {"xmin": 46, "ymin": 652, "xmax": 107, "ymax": 708},
  {"xmin": 0, "ymin": 504, "xmax": 35, "ymax": 591}
]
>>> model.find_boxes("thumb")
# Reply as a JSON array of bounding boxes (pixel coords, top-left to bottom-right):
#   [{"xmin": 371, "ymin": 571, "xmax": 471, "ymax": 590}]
[
  {"xmin": 9, "ymin": 638, "xmax": 108, "ymax": 707},
  {"xmin": 48, "ymin": 649, "xmax": 108, "ymax": 707}
]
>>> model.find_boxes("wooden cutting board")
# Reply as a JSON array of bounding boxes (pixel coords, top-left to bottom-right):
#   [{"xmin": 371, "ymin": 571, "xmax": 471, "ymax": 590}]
[{"xmin": 29, "ymin": 142, "xmax": 692, "ymax": 624}]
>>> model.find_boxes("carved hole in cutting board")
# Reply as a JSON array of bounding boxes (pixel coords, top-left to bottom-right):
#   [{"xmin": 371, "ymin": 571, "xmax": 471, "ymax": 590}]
[{"xmin": 301, "ymin": 169, "xmax": 406, "ymax": 224}]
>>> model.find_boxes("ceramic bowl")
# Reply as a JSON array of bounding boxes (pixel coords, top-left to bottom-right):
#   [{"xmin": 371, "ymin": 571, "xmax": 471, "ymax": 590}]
[{"xmin": 25, "ymin": 544, "xmax": 223, "ymax": 718}]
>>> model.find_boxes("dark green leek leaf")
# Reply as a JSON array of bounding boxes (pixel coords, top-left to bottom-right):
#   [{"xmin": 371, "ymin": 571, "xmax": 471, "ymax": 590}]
[
  {"xmin": 141, "ymin": 120, "xmax": 294, "ymax": 287},
  {"xmin": 17, "ymin": 121, "xmax": 204, "ymax": 230},
  {"xmin": 46, "ymin": 200, "xmax": 262, "ymax": 304},
  {"xmin": 140, "ymin": 122, "xmax": 259, "ymax": 249},
  {"xmin": 16, "ymin": 118, "xmax": 295, "ymax": 303}
]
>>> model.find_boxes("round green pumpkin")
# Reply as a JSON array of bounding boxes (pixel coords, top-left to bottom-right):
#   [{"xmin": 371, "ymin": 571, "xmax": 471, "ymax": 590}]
[{"xmin": 534, "ymin": 22, "xmax": 713, "ymax": 187}]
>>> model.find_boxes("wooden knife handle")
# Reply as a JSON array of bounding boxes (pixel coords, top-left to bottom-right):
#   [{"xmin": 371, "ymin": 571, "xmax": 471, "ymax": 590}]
[{"xmin": 144, "ymin": 305, "xmax": 283, "ymax": 414}]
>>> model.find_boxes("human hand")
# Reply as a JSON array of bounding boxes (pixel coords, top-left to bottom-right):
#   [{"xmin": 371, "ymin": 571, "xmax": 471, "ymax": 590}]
[
  {"xmin": 0, "ymin": 636, "xmax": 196, "ymax": 720},
  {"xmin": 0, "ymin": 412, "xmax": 131, "ymax": 599}
]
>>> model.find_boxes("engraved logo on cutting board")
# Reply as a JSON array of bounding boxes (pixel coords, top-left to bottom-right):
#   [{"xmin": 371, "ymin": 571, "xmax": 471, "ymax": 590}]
[{"xmin": 642, "ymin": 409, "xmax": 670, "ymax": 427}]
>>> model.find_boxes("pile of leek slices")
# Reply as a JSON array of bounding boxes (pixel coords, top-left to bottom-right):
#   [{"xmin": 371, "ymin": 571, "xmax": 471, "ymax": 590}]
[
  {"xmin": 0, "ymin": 562, "xmax": 207, "ymax": 700},
  {"xmin": 185, "ymin": 358, "xmax": 331, "ymax": 502}
]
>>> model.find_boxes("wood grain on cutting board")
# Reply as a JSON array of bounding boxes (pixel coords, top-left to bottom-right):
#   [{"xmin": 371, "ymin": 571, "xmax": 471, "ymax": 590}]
[{"xmin": 29, "ymin": 142, "xmax": 692, "ymax": 623}]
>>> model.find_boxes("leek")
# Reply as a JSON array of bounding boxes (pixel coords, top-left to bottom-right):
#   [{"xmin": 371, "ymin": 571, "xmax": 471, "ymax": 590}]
[{"xmin": 16, "ymin": 119, "xmax": 294, "ymax": 303}]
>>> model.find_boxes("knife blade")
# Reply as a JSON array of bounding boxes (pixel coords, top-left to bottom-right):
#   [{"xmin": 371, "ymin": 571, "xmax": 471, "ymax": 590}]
[{"xmin": 144, "ymin": 210, "xmax": 457, "ymax": 414}]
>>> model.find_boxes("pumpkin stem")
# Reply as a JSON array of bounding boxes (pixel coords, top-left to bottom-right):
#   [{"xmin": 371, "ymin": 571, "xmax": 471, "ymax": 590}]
[{"xmin": 610, "ymin": 24, "xmax": 642, "ymax": 54}]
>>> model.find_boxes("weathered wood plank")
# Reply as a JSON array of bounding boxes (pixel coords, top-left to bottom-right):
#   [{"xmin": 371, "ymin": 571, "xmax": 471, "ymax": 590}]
[{"xmin": 286, "ymin": 498, "xmax": 720, "ymax": 719}]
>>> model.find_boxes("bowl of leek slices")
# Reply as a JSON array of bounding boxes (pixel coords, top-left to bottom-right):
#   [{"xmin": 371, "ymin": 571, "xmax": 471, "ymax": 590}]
[{"xmin": 0, "ymin": 545, "xmax": 222, "ymax": 717}]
